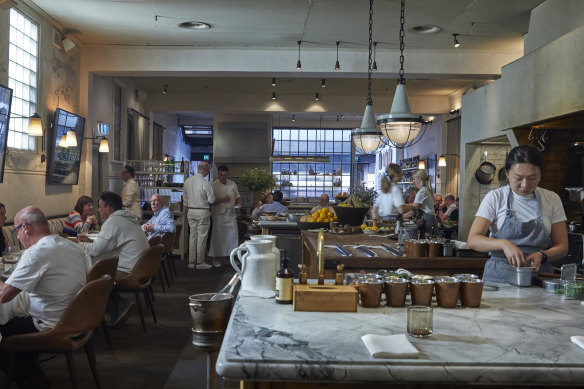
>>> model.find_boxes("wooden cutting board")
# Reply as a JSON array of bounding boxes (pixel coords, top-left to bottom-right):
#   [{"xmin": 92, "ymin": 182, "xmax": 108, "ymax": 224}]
[{"xmin": 293, "ymin": 284, "xmax": 358, "ymax": 312}]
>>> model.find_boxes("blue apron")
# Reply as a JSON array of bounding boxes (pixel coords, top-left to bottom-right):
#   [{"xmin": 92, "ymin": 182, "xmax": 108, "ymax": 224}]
[{"xmin": 483, "ymin": 187, "xmax": 552, "ymax": 283}]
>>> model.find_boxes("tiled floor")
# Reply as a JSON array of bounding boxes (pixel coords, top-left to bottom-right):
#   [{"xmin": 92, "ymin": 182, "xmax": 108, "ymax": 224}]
[{"xmin": 23, "ymin": 256, "xmax": 238, "ymax": 389}]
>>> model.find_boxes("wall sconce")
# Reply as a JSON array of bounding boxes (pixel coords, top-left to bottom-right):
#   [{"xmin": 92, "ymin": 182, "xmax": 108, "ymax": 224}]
[
  {"xmin": 438, "ymin": 153, "xmax": 459, "ymax": 167},
  {"xmin": 449, "ymin": 108, "xmax": 460, "ymax": 115},
  {"xmin": 418, "ymin": 159, "xmax": 426, "ymax": 170},
  {"xmin": 272, "ymin": 78, "xmax": 276, "ymax": 87},
  {"xmin": 84, "ymin": 135, "xmax": 109, "ymax": 153},
  {"xmin": 28, "ymin": 113, "xmax": 43, "ymax": 136},
  {"xmin": 272, "ymin": 92, "xmax": 276, "ymax": 100}
]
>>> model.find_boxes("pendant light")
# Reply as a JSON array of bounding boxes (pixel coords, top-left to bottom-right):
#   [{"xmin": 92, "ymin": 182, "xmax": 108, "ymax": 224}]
[
  {"xmin": 417, "ymin": 159, "xmax": 425, "ymax": 170},
  {"xmin": 296, "ymin": 41, "xmax": 302, "ymax": 69},
  {"xmin": 438, "ymin": 155, "xmax": 446, "ymax": 167},
  {"xmin": 352, "ymin": 0, "xmax": 383, "ymax": 154},
  {"xmin": 98, "ymin": 138, "xmax": 110, "ymax": 153},
  {"xmin": 334, "ymin": 41, "xmax": 340, "ymax": 70},
  {"xmin": 377, "ymin": 0, "xmax": 427, "ymax": 148}
]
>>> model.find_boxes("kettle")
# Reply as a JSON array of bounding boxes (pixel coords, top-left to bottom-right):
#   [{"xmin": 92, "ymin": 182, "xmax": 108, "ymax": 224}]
[
  {"xmin": 230, "ymin": 239, "xmax": 277, "ymax": 297},
  {"xmin": 398, "ymin": 222, "xmax": 419, "ymax": 246}
]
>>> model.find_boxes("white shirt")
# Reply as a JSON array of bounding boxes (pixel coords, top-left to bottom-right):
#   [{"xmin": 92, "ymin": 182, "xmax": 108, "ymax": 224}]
[
  {"xmin": 444, "ymin": 203, "xmax": 457, "ymax": 217},
  {"xmin": 374, "ymin": 184, "xmax": 404, "ymax": 216},
  {"xmin": 183, "ymin": 173, "xmax": 215, "ymax": 209},
  {"xmin": 413, "ymin": 186, "xmax": 435, "ymax": 215},
  {"xmin": 211, "ymin": 179, "xmax": 240, "ymax": 215},
  {"xmin": 7, "ymin": 235, "xmax": 87, "ymax": 331},
  {"xmin": 122, "ymin": 177, "xmax": 142, "ymax": 219},
  {"xmin": 475, "ymin": 185, "xmax": 566, "ymax": 236},
  {"xmin": 79, "ymin": 208, "xmax": 149, "ymax": 273}
]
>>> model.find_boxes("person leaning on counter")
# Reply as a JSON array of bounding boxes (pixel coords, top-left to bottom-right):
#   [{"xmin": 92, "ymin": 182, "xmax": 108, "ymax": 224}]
[{"xmin": 468, "ymin": 145, "xmax": 569, "ymax": 282}]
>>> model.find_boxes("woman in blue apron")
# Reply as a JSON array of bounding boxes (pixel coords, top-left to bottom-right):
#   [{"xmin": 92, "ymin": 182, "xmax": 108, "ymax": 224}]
[
  {"xmin": 409, "ymin": 169, "xmax": 439, "ymax": 235},
  {"xmin": 468, "ymin": 145, "xmax": 568, "ymax": 282}
]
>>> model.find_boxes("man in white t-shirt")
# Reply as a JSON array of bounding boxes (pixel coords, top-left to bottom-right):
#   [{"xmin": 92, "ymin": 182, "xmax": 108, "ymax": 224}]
[
  {"xmin": 0, "ymin": 206, "xmax": 87, "ymax": 386},
  {"xmin": 438, "ymin": 194, "xmax": 457, "ymax": 223}
]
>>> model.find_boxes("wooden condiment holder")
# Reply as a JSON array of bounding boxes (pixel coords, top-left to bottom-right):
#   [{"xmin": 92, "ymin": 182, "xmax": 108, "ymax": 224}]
[{"xmin": 293, "ymin": 284, "xmax": 358, "ymax": 312}]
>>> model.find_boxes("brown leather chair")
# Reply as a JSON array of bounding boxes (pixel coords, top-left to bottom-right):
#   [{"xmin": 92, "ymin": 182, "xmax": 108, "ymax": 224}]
[
  {"xmin": 160, "ymin": 232, "xmax": 176, "ymax": 281},
  {"xmin": 86, "ymin": 257, "xmax": 119, "ymax": 350},
  {"xmin": 3, "ymin": 275, "xmax": 114, "ymax": 389},
  {"xmin": 115, "ymin": 244, "xmax": 164, "ymax": 333},
  {"xmin": 148, "ymin": 235, "xmax": 166, "ymax": 293}
]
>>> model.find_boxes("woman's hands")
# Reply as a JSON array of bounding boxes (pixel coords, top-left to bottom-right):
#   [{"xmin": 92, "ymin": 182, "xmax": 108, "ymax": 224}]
[{"xmin": 87, "ymin": 215, "xmax": 98, "ymax": 225}]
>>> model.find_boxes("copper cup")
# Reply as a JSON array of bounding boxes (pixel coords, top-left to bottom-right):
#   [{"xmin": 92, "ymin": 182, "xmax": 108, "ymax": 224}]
[
  {"xmin": 403, "ymin": 239, "xmax": 414, "ymax": 256},
  {"xmin": 411, "ymin": 240, "xmax": 428, "ymax": 257},
  {"xmin": 359, "ymin": 279, "xmax": 384, "ymax": 307},
  {"xmin": 461, "ymin": 279, "xmax": 484, "ymax": 308},
  {"xmin": 435, "ymin": 276, "xmax": 461, "ymax": 308},
  {"xmin": 409, "ymin": 279, "xmax": 435, "ymax": 306},
  {"xmin": 427, "ymin": 240, "xmax": 442, "ymax": 257},
  {"xmin": 385, "ymin": 278, "xmax": 409, "ymax": 307}
]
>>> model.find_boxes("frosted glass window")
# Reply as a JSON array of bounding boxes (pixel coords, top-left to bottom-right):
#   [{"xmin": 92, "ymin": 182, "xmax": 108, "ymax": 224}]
[{"xmin": 8, "ymin": 9, "xmax": 38, "ymax": 151}]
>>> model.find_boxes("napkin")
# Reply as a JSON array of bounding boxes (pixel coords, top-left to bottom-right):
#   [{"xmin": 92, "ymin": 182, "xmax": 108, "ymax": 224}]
[
  {"xmin": 571, "ymin": 336, "xmax": 584, "ymax": 350},
  {"xmin": 238, "ymin": 289, "xmax": 275, "ymax": 298},
  {"xmin": 361, "ymin": 333, "xmax": 419, "ymax": 358}
]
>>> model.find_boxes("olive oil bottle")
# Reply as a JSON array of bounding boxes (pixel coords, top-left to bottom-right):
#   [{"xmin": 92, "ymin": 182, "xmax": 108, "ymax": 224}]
[{"xmin": 275, "ymin": 250, "xmax": 293, "ymax": 304}]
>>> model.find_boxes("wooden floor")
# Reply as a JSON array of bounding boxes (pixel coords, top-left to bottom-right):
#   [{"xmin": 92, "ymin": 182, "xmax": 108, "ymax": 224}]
[{"xmin": 6, "ymin": 257, "xmax": 237, "ymax": 389}]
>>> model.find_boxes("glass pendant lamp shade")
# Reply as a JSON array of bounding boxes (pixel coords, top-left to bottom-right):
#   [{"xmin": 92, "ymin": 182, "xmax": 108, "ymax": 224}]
[
  {"xmin": 418, "ymin": 159, "xmax": 425, "ymax": 170},
  {"xmin": 377, "ymin": 84, "xmax": 423, "ymax": 145},
  {"xmin": 65, "ymin": 130, "xmax": 77, "ymax": 147},
  {"xmin": 352, "ymin": 103, "xmax": 383, "ymax": 153},
  {"xmin": 438, "ymin": 155, "xmax": 446, "ymax": 166},
  {"xmin": 99, "ymin": 138, "xmax": 109, "ymax": 153},
  {"xmin": 28, "ymin": 113, "xmax": 43, "ymax": 136}
]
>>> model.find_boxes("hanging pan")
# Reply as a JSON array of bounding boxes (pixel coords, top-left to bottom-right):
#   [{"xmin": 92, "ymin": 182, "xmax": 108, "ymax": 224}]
[{"xmin": 475, "ymin": 160, "xmax": 497, "ymax": 184}]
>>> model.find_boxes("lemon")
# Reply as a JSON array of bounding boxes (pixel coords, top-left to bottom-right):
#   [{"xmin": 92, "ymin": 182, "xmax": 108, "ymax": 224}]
[
  {"xmin": 361, "ymin": 224, "xmax": 367, "ymax": 230},
  {"xmin": 371, "ymin": 226, "xmax": 379, "ymax": 231}
]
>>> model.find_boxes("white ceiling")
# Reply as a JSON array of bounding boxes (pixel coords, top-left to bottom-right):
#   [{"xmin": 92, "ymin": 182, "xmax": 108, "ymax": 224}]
[{"xmin": 22, "ymin": 0, "xmax": 546, "ymax": 124}]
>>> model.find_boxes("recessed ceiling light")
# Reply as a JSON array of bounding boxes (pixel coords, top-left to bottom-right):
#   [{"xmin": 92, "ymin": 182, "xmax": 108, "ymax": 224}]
[
  {"xmin": 409, "ymin": 25, "xmax": 441, "ymax": 34},
  {"xmin": 178, "ymin": 21, "xmax": 211, "ymax": 30}
]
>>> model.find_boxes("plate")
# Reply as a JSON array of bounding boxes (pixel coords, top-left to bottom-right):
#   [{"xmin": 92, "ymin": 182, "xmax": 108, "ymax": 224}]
[
  {"xmin": 363, "ymin": 229, "xmax": 379, "ymax": 235},
  {"xmin": 1, "ymin": 270, "xmax": 14, "ymax": 278}
]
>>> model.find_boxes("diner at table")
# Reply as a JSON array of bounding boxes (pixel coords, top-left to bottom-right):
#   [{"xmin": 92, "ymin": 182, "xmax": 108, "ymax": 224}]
[
  {"xmin": 141, "ymin": 193, "xmax": 175, "ymax": 240},
  {"xmin": 63, "ymin": 195, "xmax": 99, "ymax": 237},
  {"xmin": 0, "ymin": 206, "xmax": 87, "ymax": 388}
]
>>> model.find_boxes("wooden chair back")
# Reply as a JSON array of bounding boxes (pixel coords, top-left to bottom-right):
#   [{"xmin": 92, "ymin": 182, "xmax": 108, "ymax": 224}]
[
  {"xmin": 149, "ymin": 235, "xmax": 162, "ymax": 247},
  {"xmin": 116, "ymin": 245, "xmax": 164, "ymax": 291},
  {"xmin": 86, "ymin": 256, "xmax": 119, "ymax": 283}
]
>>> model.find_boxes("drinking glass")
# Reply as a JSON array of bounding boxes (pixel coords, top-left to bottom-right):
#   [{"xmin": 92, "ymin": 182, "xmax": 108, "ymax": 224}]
[{"xmin": 407, "ymin": 306, "xmax": 433, "ymax": 338}]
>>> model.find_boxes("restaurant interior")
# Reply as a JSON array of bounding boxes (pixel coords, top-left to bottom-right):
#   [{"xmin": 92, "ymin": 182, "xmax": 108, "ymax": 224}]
[{"xmin": 1, "ymin": 0, "xmax": 584, "ymax": 388}]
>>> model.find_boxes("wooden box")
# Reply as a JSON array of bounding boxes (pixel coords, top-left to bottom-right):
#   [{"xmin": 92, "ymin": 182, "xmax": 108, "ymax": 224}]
[{"xmin": 293, "ymin": 284, "xmax": 358, "ymax": 312}]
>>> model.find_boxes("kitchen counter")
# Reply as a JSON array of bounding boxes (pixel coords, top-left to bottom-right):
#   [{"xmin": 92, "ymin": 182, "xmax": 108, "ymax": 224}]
[
  {"xmin": 257, "ymin": 220, "xmax": 299, "ymax": 235},
  {"xmin": 216, "ymin": 283, "xmax": 584, "ymax": 387},
  {"xmin": 301, "ymin": 230, "xmax": 488, "ymax": 278}
]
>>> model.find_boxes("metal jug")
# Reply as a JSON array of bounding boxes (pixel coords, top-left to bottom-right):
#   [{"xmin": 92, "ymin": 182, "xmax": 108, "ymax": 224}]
[{"xmin": 398, "ymin": 223, "xmax": 419, "ymax": 246}]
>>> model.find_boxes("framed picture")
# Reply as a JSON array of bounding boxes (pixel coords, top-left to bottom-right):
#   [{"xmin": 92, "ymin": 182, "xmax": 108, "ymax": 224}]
[{"xmin": 0, "ymin": 84, "xmax": 13, "ymax": 183}]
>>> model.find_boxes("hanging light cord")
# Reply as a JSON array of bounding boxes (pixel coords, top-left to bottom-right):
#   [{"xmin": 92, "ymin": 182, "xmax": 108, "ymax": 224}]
[
  {"xmin": 398, "ymin": 0, "xmax": 405, "ymax": 85},
  {"xmin": 366, "ymin": 0, "xmax": 374, "ymax": 105}
]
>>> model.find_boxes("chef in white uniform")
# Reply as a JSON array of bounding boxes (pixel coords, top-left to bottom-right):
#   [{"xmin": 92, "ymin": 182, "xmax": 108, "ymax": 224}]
[{"xmin": 208, "ymin": 165, "xmax": 241, "ymax": 266}]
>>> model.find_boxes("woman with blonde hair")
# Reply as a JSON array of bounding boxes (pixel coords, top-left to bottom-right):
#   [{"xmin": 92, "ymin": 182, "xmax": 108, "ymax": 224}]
[
  {"xmin": 372, "ymin": 164, "xmax": 411, "ymax": 220},
  {"xmin": 410, "ymin": 169, "xmax": 438, "ymax": 233}
]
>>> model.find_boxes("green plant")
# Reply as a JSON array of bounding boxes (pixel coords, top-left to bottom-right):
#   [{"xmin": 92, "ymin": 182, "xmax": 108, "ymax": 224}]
[
  {"xmin": 240, "ymin": 168, "xmax": 276, "ymax": 192},
  {"xmin": 350, "ymin": 186, "xmax": 378, "ymax": 207}
]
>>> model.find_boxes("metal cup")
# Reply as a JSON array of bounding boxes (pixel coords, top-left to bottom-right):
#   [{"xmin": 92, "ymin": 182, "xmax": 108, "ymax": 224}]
[
  {"xmin": 385, "ymin": 278, "xmax": 409, "ymax": 307},
  {"xmin": 409, "ymin": 279, "xmax": 435, "ymax": 306},
  {"xmin": 435, "ymin": 276, "xmax": 461, "ymax": 308},
  {"xmin": 407, "ymin": 305, "xmax": 433, "ymax": 338},
  {"xmin": 461, "ymin": 279, "xmax": 484, "ymax": 308},
  {"xmin": 358, "ymin": 277, "xmax": 384, "ymax": 307}
]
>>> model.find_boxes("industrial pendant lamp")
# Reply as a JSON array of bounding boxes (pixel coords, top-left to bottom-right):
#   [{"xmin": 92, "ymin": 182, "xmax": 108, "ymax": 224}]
[
  {"xmin": 352, "ymin": 0, "xmax": 383, "ymax": 154},
  {"xmin": 334, "ymin": 41, "xmax": 340, "ymax": 70},
  {"xmin": 377, "ymin": 0, "xmax": 427, "ymax": 148},
  {"xmin": 296, "ymin": 41, "xmax": 302, "ymax": 69}
]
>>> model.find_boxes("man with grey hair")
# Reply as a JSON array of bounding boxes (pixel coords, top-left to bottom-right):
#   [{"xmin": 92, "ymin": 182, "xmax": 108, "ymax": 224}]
[
  {"xmin": 0, "ymin": 206, "xmax": 87, "ymax": 386},
  {"xmin": 183, "ymin": 161, "xmax": 215, "ymax": 269},
  {"xmin": 439, "ymin": 193, "xmax": 457, "ymax": 223},
  {"xmin": 142, "ymin": 193, "xmax": 175, "ymax": 240}
]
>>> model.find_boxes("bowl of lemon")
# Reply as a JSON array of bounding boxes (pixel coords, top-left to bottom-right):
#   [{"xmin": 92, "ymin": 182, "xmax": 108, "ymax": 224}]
[{"xmin": 297, "ymin": 208, "xmax": 338, "ymax": 230}]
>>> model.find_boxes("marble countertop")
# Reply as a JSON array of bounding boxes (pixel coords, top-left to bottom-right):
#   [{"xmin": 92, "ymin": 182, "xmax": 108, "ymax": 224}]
[{"xmin": 216, "ymin": 282, "xmax": 584, "ymax": 385}]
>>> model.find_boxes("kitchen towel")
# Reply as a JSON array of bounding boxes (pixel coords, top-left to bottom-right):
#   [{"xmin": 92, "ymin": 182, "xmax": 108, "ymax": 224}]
[
  {"xmin": 361, "ymin": 333, "xmax": 419, "ymax": 358},
  {"xmin": 571, "ymin": 336, "xmax": 584, "ymax": 350}
]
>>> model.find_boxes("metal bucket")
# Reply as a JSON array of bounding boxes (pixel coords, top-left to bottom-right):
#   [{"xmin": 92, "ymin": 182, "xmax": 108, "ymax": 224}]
[{"xmin": 189, "ymin": 293, "xmax": 234, "ymax": 333}]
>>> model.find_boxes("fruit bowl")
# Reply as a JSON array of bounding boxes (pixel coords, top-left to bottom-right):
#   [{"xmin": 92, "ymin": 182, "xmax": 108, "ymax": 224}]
[{"xmin": 333, "ymin": 206, "xmax": 370, "ymax": 226}]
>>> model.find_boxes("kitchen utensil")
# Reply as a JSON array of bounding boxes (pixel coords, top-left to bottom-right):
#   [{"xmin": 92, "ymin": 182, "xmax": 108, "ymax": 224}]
[
  {"xmin": 230, "ymin": 239, "xmax": 277, "ymax": 297},
  {"xmin": 356, "ymin": 245, "xmax": 378, "ymax": 257},
  {"xmin": 407, "ymin": 306, "xmax": 433, "ymax": 338},
  {"xmin": 475, "ymin": 160, "xmax": 497, "ymax": 184},
  {"xmin": 380, "ymin": 243, "xmax": 403, "ymax": 257},
  {"xmin": 398, "ymin": 223, "xmax": 419, "ymax": 246},
  {"xmin": 506, "ymin": 265, "xmax": 535, "ymax": 286},
  {"xmin": 560, "ymin": 263, "xmax": 577, "ymax": 285},
  {"xmin": 210, "ymin": 274, "xmax": 240, "ymax": 301},
  {"xmin": 287, "ymin": 213, "xmax": 304, "ymax": 222},
  {"xmin": 434, "ymin": 276, "xmax": 461, "ymax": 308},
  {"xmin": 249, "ymin": 234, "xmax": 281, "ymax": 269},
  {"xmin": 335, "ymin": 243, "xmax": 352, "ymax": 257},
  {"xmin": 385, "ymin": 278, "xmax": 409, "ymax": 307},
  {"xmin": 460, "ymin": 279, "xmax": 484, "ymax": 307},
  {"xmin": 189, "ymin": 293, "xmax": 234, "ymax": 333},
  {"xmin": 358, "ymin": 277, "xmax": 384, "ymax": 307},
  {"xmin": 409, "ymin": 279, "xmax": 435, "ymax": 306},
  {"xmin": 542, "ymin": 279, "xmax": 564, "ymax": 294}
]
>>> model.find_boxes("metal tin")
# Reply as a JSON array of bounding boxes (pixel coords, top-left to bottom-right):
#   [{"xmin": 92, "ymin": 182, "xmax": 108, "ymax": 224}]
[
  {"xmin": 452, "ymin": 273, "xmax": 479, "ymax": 281},
  {"xmin": 542, "ymin": 279, "xmax": 564, "ymax": 294},
  {"xmin": 442, "ymin": 241, "xmax": 455, "ymax": 257},
  {"xmin": 506, "ymin": 265, "xmax": 535, "ymax": 287}
]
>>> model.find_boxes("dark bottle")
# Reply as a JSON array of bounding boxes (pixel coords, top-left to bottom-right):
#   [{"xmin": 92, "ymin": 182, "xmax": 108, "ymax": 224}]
[{"xmin": 275, "ymin": 250, "xmax": 293, "ymax": 304}]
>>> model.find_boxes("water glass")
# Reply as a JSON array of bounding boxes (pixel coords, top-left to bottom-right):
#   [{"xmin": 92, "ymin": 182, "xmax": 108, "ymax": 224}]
[{"xmin": 407, "ymin": 306, "xmax": 433, "ymax": 338}]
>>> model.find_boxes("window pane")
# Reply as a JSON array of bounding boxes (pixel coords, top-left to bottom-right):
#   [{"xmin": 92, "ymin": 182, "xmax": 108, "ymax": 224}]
[{"xmin": 8, "ymin": 9, "xmax": 38, "ymax": 151}]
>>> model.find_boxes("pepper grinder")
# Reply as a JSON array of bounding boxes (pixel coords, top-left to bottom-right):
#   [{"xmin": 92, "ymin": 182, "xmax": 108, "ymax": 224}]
[
  {"xmin": 335, "ymin": 264, "xmax": 345, "ymax": 285},
  {"xmin": 298, "ymin": 264, "xmax": 308, "ymax": 284}
]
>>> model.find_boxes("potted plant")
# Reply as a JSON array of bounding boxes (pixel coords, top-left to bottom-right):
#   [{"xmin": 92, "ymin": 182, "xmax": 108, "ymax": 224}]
[{"xmin": 240, "ymin": 168, "xmax": 277, "ymax": 206}]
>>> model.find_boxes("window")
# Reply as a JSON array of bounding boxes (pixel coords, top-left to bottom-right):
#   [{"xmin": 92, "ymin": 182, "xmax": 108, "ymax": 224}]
[
  {"xmin": 272, "ymin": 127, "xmax": 352, "ymax": 200},
  {"xmin": 8, "ymin": 8, "xmax": 38, "ymax": 151}
]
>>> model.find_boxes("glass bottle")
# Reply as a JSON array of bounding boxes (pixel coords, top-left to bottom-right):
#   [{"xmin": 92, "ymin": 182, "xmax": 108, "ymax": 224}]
[{"xmin": 275, "ymin": 250, "xmax": 293, "ymax": 304}]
